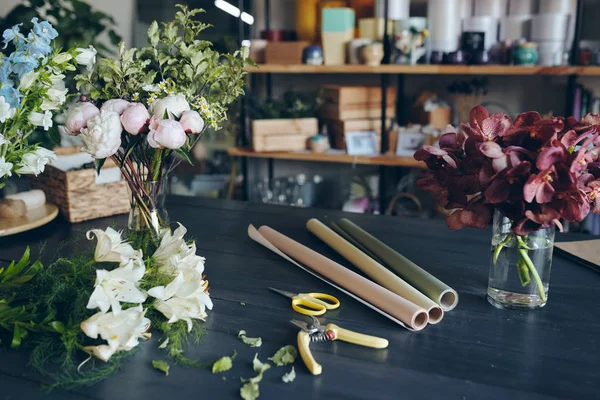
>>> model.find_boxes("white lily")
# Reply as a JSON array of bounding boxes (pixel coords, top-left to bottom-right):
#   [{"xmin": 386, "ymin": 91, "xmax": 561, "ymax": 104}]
[
  {"xmin": 152, "ymin": 223, "xmax": 190, "ymax": 273},
  {"xmin": 148, "ymin": 271, "xmax": 213, "ymax": 332},
  {"xmin": 87, "ymin": 227, "xmax": 142, "ymax": 264},
  {"xmin": 81, "ymin": 305, "xmax": 151, "ymax": 362},
  {"xmin": 0, "ymin": 96, "xmax": 16, "ymax": 123},
  {"xmin": 86, "ymin": 260, "xmax": 147, "ymax": 314},
  {"xmin": 28, "ymin": 110, "xmax": 53, "ymax": 131}
]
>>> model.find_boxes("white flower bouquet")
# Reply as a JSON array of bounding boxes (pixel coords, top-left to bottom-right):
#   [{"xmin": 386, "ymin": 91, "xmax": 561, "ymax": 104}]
[
  {"xmin": 67, "ymin": 5, "xmax": 249, "ymax": 233},
  {"xmin": 0, "ymin": 222, "xmax": 212, "ymax": 389},
  {"xmin": 0, "ymin": 18, "xmax": 87, "ymax": 188}
]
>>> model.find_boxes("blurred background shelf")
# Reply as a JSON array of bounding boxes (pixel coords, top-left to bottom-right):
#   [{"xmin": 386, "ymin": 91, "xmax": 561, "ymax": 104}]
[
  {"xmin": 228, "ymin": 147, "xmax": 426, "ymax": 168},
  {"xmin": 245, "ymin": 65, "xmax": 600, "ymax": 76}
]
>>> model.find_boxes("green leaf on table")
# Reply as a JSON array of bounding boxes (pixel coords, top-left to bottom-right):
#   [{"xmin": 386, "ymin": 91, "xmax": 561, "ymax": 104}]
[
  {"xmin": 152, "ymin": 360, "xmax": 170, "ymax": 376},
  {"xmin": 212, "ymin": 350, "xmax": 237, "ymax": 374},
  {"xmin": 240, "ymin": 382, "xmax": 259, "ymax": 400},
  {"xmin": 268, "ymin": 345, "xmax": 297, "ymax": 366},
  {"xmin": 252, "ymin": 353, "xmax": 271, "ymax": 374},
  {"xmin": 238, "ymin": 330, "xmax": 262, "ymax": 348},
  {"xmin": 282, "ymin": 367, "xmax": 295, "ymax": 383}
]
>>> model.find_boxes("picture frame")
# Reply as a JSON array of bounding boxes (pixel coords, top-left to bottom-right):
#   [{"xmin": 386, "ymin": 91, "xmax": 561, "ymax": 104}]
[
  {"xmin": 396, "ymin": 132, "xmax": 425, "ymax": 156},
  {"xmin": 345, "ymin": 131, "xmax": 379, "ymax": 155}
]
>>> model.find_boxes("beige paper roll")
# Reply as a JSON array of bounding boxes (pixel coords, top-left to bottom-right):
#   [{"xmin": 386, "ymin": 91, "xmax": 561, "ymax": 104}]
[
  {"xmin": 6, "ymin": 190, "xmax": 46, "ymax": 210},
  {"xmin": 307, "ymin": 219, "xmax": 444, "ymax": 324},
  {"xmin": 258, "ymin": 225, "xmax": 429, "ymax": 331}
]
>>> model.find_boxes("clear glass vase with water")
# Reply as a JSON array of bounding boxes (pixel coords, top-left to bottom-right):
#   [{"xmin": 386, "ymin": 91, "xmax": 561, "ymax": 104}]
[{"xmin": 488, "ymin": 211, "xmax": 555, "ymax": 309}]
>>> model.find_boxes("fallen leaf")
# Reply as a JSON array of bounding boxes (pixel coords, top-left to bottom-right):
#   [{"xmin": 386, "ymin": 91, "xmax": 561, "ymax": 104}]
[
  {"xmin": 152, "ymin": 360, "xmax": 170, "ymax": 376},
  {"xmin": 213, "ymin": 350, "xmax": 237, "ymax": 374},
  {"xmin": 238, "ymin": 330, "xmax": 262, "ymax": 347},
  {"xmin": 268, "ymin": 345, "xmax": 297, "ymax": 366},
  {"xmin": 158, "ymin": 338, "xmax": 169, "ymax": 349},
  {"xmin": 240, "ymin": 382, "xmax": 259, "ymax": 400},
  {"xmin": 252, "ymin": 353, "xmax": 271, "ymax": 374},
  {"xmin": 240, "ymin": 302, "xmax": 246, "ymax": 306},
  {"xmin": 282, "ymin": 367, "xmax": 295, "ymax": 383}
]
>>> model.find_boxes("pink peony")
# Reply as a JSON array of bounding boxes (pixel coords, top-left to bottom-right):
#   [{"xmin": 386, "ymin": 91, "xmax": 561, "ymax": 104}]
[
  {"xmin": 101, "ymin": 99, "xmax": 131, "ymax": 115},
  {"xmin": 179, "ymin": 110, "xmax": 204, "ymax": 134},
  {"xmin": 120, "ymin": 103, "xmax": 150, "ymax": 135},
  {"xmin": 65, "ymin": 102, "xmax": 100, "ymax": 135},
  {"xmin": 147, "ymin": 119, "xmax": 187, "ymax": 149},
  {"xmin": 151, "ymin": 94, "xmax": 190, "ymax": 118}
]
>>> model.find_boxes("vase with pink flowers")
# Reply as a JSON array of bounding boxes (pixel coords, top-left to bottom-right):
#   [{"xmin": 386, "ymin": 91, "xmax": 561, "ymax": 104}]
[
  {"xmin": 415, "ymin": 106, "xmax": 600, "ymax": 309},
  {"xmin": 66, "ymin": 5, "xmax": 249, "ymax": 235}
]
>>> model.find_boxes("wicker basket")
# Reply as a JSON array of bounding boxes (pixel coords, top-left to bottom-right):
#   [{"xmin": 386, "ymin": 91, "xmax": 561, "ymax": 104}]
[{"xmin": 30, "ymin": 147, "xmax": 130, "ymax": 223}]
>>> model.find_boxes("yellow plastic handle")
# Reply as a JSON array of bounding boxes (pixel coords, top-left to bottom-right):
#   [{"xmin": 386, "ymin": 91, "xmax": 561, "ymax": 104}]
[
  {"xmin": 326, "ymin": 324, "xmax": 389, "ymax": 349},
  {"xmin": 291, "ymin": 297, "xmax": 326, "ymax": 316},
  {"xmin": 305, "ymin": 293, "xmax": 341, "ymax": 310},
  {"xmin": 297, "ymin": 331, "xmax": 322, "ymax": 375}
]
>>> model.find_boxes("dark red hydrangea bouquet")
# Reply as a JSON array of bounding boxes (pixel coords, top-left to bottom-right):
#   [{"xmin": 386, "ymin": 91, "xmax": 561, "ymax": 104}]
[{"xmin": 415, "ymin": 106, "xmax": 600, "ymax": 235}]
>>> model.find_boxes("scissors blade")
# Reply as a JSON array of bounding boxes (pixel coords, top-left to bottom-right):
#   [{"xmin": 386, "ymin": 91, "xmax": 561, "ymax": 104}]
[
  {"xmin": 290, "ymin": 319, "xmax": 311, "ymax": 332},
  {"xmin": 269, "ymin": 287, "xmax": 297, "ymax": 299}
]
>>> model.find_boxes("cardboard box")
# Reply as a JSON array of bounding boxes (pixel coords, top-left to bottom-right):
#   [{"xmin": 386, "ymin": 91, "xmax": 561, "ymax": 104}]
[
  {"xmin": 251, "ymin": 118, "xmax": 318, "ymax": 137},
  {"xmin": 265, "ymin": 41, "xmax": 310, "ymax": 64},
  {"xmin": 252, "ymin": 134, "xmax": 311, "ymax": 152},
  {"xmin": 322, "ymin": 85, "xmax": 396, "ymax": 106},
  {"xmin": 413, "ymin": 106, "xmax": 452, "ymax": 129},
  {"xmin": 319, "ymin": 103, "xmax": 396, "ymax": 120}
]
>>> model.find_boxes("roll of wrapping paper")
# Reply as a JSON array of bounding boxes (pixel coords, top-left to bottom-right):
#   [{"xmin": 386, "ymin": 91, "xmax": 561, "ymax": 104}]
[
  {"xmin": 337, "ymin": 219, "xmax": 459, "ymax": 311},
  {"xmin": 307, "ymin": 219, "xmax": 444, "ymax": 324},
  {"xmin": 257, "ymin": 225, "xmax": 430, "ymax": 331}
]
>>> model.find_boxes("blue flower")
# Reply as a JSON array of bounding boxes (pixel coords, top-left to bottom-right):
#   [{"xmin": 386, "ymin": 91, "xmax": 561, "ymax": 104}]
[
  {"xmin": 0, "ymin": 61, "xmax": 11, "ymax": 83},
  {"xmin": 26, "ymin": 32, "xmax": 52, "ymax": 57},
  {"xmin": 0, "ymin": 84, "xmax": 21, "ymax": 108},
  {"xmin": 31, "ymin": 18, "xmax": 58, "ymax": 43},
  {"xmin": 9, "ymin": 52, "xmax": 38, "ymax": 79},
  {"xmin": 2, "ymin": 24, "xmax": 24, "ymax": 49}
]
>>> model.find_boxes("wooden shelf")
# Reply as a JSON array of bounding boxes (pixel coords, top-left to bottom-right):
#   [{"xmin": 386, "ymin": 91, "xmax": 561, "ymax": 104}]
[
  {"xmin": 245, "ymin": 64, "xmax": 599, "ymax": 76},
  {"xmin": 227, "ymin": 147, "xmax": 425, "ymax": 168}
]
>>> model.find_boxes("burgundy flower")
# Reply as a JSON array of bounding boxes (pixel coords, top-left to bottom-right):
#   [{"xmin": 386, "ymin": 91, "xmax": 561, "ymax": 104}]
[
  {"xmin": 460, "ymin": 106, "xmax": 512, "ymax": 141},
  {"xmin": 414, "ymin": 145, "xmax": 458, "ymax": 169},
  {"xmin": 446, "ymin": 202, "xmax": 492, "ymax": 230},
  {"xmin": 555, "ymin": 189, "xmax": 591, "ymax": 222},
  {"xmin": 523, "ymin": 164, "xmax": 573, "ymax": 204},
  {"xmin": 505, "ymin": 114, "xmax": 564, "ymax": 150},
  {"xmin": 587, "ymin": 181, "xmax": 600, "ymax": 213},
  {"xmin": 485, "ymin": 162, "xmax": 531, "ymax": 204}
]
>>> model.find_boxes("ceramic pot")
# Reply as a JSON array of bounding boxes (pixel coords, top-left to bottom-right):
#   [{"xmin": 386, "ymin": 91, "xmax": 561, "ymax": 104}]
[
  {"xmin": 513, "ymin": 42, "xmax": 539, "ymax": 66},
  {"xmin": 361, "ymin": 43, "xmax": 384, "ymax": 66}
]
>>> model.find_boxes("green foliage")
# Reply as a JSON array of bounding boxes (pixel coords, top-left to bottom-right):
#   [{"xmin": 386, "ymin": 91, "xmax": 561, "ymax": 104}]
[
  {"xmin": 237, "ymin": 330, "xmax": 262, "ymax": 347},
  {"xmin": 248, "ymin": 91, "xmax": 320, "ymax": 120},
  {"xmin": 75, "ymin": 4, "xmax": 250, "ymax": 131},
  {"xmin": 152, "ymin": 360, "xmax": 170, "ymax": 376},
  {"xmin": 212, "ymin": 350, "xmax": 236, "ymax": 373},
  {"xmin": 268, "ymin": 345, "xmax": 297, "ymax": 366}
]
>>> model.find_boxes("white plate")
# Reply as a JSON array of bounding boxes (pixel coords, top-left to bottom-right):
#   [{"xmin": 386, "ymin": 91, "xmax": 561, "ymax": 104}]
[{"xmin": 0, "ymin": 204, "xmax": 59, "ymax": 237}]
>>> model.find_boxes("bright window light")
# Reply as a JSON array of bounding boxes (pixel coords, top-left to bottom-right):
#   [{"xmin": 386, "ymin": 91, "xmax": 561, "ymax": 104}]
[
  {"xmin": 214, "ymin": 0, "xmax": 240, "ymax": 17},
  {"xmin": 241, "ymin": 12, "xmax": 254, "ymax": 25},
  {"xmin": 214, "ymin": 0, "xmax": 254, "ymax": 25}
]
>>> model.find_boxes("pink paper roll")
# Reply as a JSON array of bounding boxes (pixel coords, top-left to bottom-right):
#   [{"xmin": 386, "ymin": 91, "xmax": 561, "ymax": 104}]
[{"xmin": 258, "ymin": 225, "xmax": 429, "ymax": 331}]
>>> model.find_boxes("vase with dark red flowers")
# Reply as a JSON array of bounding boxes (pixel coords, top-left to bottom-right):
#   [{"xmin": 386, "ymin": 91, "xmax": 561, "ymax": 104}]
[{"xmin": 414, "ymin": 105, "xmax": 600, "ymax": 309}]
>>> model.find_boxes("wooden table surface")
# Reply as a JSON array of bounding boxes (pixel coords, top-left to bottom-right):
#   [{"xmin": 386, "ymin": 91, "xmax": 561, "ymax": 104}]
[{"xmin": 0, "ymin": 197, "xmax": 599, "ymax": 400}]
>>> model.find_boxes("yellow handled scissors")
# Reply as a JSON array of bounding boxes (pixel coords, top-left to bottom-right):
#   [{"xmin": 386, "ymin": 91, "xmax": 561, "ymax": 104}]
[{"xmin": 269, "ymin": 287, "xmax": 341, "ymax": 316}]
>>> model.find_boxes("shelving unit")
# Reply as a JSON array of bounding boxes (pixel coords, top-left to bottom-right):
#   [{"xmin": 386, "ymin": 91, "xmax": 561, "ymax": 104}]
[
  {"xmin": 228, "ymin": 147, "xmax": 426, "ymax": 168},
  {"xmin": 245, "ymin": 65, "xmax": 600, "ymax": 76},
  {"xmin": 233, "ymin": 0, "xmax": 588, "ymax": 211}
]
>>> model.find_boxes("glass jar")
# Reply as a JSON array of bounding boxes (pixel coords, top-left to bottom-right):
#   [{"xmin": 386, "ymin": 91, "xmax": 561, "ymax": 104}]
[
  {"xmin": 487, "ymin": 210, "xmax": 555, "ymax": 310},
  {"xmin": 128, "ymin": 178, "xmax": 169, "ymax": 235}
]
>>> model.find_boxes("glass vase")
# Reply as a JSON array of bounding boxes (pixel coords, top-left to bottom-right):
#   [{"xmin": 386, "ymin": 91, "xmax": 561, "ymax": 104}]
[
  {"xmin": 487, "ymin": 210, "xmax": 555, "ymax": 310},
  {"xmin": 128, "ymin": 178, "xmax": 169, "ymax": 235}
]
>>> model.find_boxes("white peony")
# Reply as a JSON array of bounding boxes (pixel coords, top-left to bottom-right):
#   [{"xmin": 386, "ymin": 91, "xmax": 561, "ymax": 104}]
[
  {"xmin": 0, "ymin": 157, "xmax": 13, "ymax": 179},
  {"xmin": 80, "ymin": 110, "xmax": 123, "ymax": 159},
  {"xmin": 28, "ymin": 111, "xmax": 53, "ymax": 131},
  {"xmin": 0, "ymin": 96, "xmax": 16, "ymax": 123},
  {"xmin": 179, "ymin": 110, "xmax": 204, "ymax": 134},
  {"xmin": 151, "ymin": 94, "xmax": 190, "ymax": 118},
  {"xmin": 75, "ymin": 45, "xmax": 97, "ymax": 69},
  {"xmin": 86, "ymin": 259, "xmax": 147, "ymax": 314},
  {"xmin": 81, "ymin": 305, "xmax": 151, "ymax": 362},
  {"xmin": 15, "ymin": 147, "xmax": 56, "ymax": 175},
  {"xmin": 86, "ymin": 227, "xmax": 142, "ymax": 264}
]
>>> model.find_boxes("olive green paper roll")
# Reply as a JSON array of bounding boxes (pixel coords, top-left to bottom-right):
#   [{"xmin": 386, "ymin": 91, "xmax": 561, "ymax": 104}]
[
  {"xmin": 337, "ymin": 219, "xmax": 459, "ymax": 311},
  {"xmin": 307, "ymin": 219, "xmax": 444, "ymax": 324}
]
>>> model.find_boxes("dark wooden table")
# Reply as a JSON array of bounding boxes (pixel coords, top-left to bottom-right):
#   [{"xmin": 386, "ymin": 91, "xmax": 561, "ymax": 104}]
[{"xmin": 0, "ymin": 197, "xmax": 599, "ymax": 400}]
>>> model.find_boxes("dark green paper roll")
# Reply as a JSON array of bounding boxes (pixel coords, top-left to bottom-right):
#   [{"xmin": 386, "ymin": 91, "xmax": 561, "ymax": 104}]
[{"xmin": 336, "ymin": 218, "xmax": 459, "ymax": 311}]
